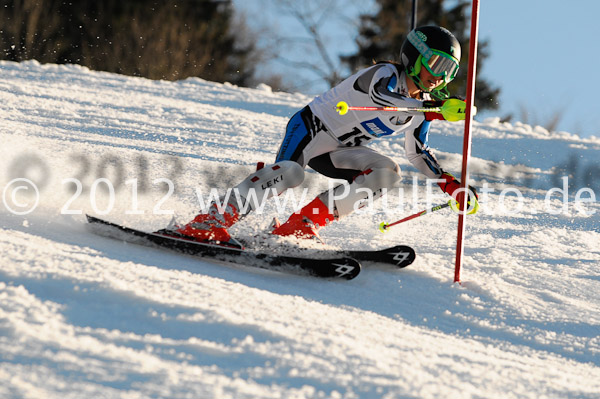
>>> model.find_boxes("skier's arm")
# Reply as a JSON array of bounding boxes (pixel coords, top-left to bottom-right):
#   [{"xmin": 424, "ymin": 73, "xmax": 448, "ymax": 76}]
[
  {"xmin": 404, "ymin": 120, "xmax": 443, "ymax": 180},
  {"xmin": 405, "ymin": 123, "xmax": 480, "ymax": 213},
  {"xmin": 357, "ymin": 64, "xmax": 424, "ymax": 109}
]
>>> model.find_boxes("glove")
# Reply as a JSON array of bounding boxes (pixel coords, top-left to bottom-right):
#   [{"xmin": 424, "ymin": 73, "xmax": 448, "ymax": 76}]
[
  {"xmin": 424, "ymin": 98, "xmax": 468, "ymax": 122},
  {"xmin": 423, "ymin": 100, "xmax": 444, "ymax": 121},
  {"xmin": 438, "ymin": 172, "xmax": 479, "ymax": 215}
]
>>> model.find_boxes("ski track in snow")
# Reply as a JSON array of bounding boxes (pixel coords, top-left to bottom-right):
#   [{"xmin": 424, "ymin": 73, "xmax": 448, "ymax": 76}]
[{"xmin": 1, "ymin": 60, "xmax": 599, "ymax": 399}]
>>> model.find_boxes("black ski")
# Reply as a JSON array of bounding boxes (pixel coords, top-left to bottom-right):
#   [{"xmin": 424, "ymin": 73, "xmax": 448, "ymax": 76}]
[
  {"xmin": 236, "ymin": 238, "xmax": 416, "ymax": 269},
  {"xmin": 345, "ymin": 245, "xmax": 415, "ymax": 268},
  {"xmin": 86, "ymin": 215, "xmax": 361, "ymax": 280},
  {"xmin": 242, "ymin": 241, "xmax": 416, "ymax": 269}
]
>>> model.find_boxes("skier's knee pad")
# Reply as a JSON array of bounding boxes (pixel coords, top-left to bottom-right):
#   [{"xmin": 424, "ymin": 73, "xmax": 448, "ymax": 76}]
[
  {"xmin": 365, "ymin": 158, "xmax": 401, "ymax": 175},
  {"xmin": 320, "ymin": 168, "xmax": 401, "ymax": 218},
  {"xmin": 233, "ymin": 161, "xmax": 304, "ymax": 212}
]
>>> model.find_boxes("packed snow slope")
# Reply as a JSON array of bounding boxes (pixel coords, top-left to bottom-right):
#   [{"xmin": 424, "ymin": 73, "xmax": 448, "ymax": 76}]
[{"xmin": 1, "ymin": 60, "xmax": 599, "ymax": 399}]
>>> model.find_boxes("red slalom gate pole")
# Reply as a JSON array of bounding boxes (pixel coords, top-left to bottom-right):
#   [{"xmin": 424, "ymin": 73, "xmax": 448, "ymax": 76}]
[{"xmin": 454, "ymin": 0, "xmax": 480, "ymax": 283}]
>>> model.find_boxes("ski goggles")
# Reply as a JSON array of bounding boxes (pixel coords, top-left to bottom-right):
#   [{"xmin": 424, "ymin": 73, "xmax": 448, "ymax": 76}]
[
  {"xmin": 421, "ymin": 50, "xmax": 459, "ymax": 82},
  {"xmin": 407, "ymin": 30, "xmax": 459, "ymax": 83}
]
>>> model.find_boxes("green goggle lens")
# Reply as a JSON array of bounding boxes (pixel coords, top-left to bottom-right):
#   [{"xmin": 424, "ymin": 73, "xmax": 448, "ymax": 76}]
[{"xmin": 421, "ymin": 51, "xmax": 459, "ymax": 82}]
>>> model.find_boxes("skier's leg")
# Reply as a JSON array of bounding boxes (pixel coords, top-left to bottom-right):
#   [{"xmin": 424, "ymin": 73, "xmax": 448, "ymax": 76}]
[
  {"xmin": 272, "ymin": 147, "xmax": 401, "ymax": 239},
  {"xmin": 168, "ymin": 105, "xmax": 333, "ymax": 243},
  {"xmin": 276, "ymin": 106, "xmax": 340, "ymax": 166},
  {"xmin": 230, "ymin": 161, "xmax": 305, "ymax": 214},
  {"xmin": 170, "ymin": 161, "xmax": 304, "ymax": 243},
  {"xmin": 319, "ymin": 167, "xmax": 401, "ymax": 218},
  {"xmin": 315, "ymin": 147, "xmax": 401, "ymax": 219}
]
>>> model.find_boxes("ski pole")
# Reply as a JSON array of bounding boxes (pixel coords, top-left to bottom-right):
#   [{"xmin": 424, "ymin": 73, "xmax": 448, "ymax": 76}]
[
  {"xmin": 335, "ymin": 101, "xmax": 440, "ymax": 116},
  {"xmin": 336, "ymin": 99, "xmax": 473, "ymax": 122},
  {"xmin": 379, "ymin": 201, "xmax": 452, "ymax": 233}
]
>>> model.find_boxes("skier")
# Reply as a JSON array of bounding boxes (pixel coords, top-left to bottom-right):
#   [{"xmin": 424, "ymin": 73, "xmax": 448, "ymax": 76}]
[{"xmin": 167, "ymin": 25, "xmax": 479, "ymax": 245}]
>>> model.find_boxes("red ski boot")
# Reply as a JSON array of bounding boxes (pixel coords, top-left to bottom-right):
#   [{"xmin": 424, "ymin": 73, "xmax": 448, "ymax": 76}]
[
  {"xmin": 167, "ymin": 202, "xmax": 241, "ymax": 245},
  {"xmin": 272, "ymin": 197, "xmax": 335, "ymax": 240}
]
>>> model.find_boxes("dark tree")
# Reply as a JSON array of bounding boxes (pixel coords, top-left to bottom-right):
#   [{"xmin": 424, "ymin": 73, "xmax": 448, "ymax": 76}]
[
  {"xmin": 0, "ymin": 0, "xmax": 259, "ymax": 85},
  {"xmin": 343, "ymin": 0, "xmax": 499, "ymax": 110}
]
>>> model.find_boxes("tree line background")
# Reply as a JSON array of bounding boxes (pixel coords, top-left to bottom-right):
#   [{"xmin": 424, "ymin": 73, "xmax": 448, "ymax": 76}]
[{"xmin": 0, "ymin": 0, "xmax": 499, "ymax": 111}]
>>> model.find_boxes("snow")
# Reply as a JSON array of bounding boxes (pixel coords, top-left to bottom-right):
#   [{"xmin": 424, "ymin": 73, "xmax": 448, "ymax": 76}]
[{"xmin": 1, "ymin": 60, "xmax": 599, "ymax": 399}]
